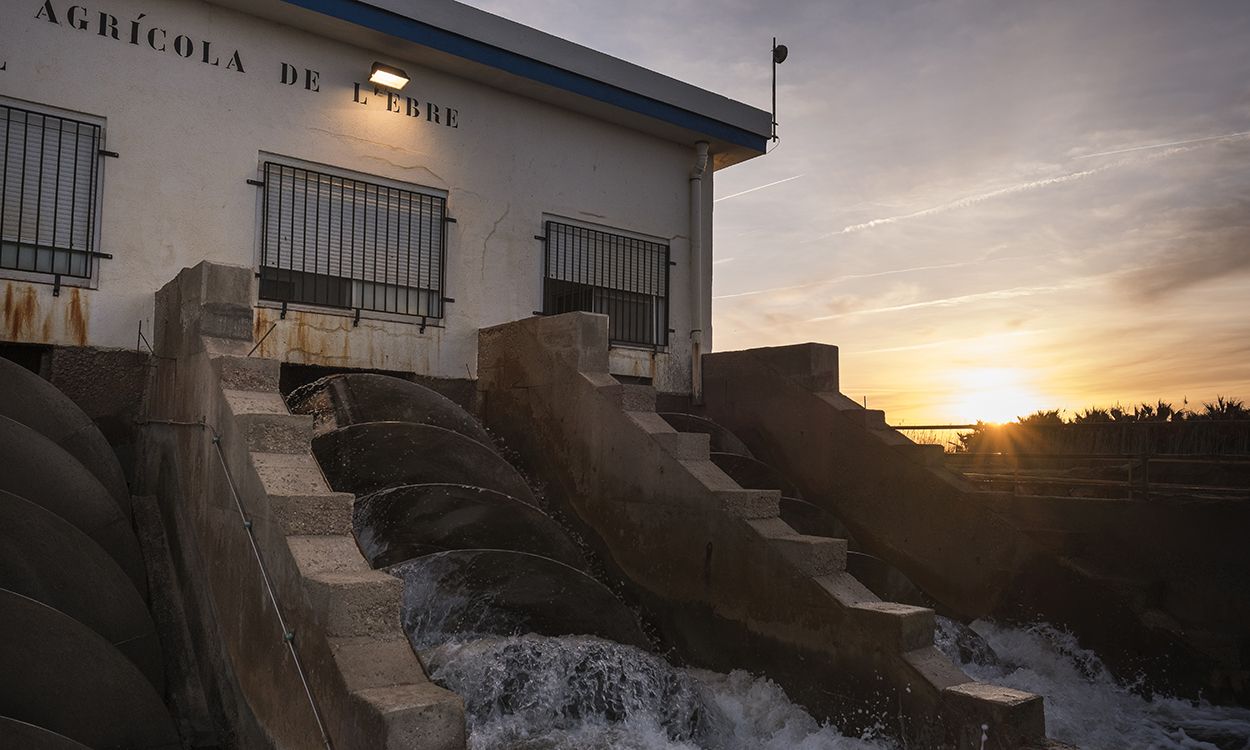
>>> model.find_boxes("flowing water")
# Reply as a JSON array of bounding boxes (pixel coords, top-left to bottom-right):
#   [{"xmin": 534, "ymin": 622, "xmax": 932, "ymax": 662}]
[
  {"xmin": 935, "ymin": 617, "xmax": 1250, "ymax": 750},
  {"xmin": 422, "ymin": 634, "xmax": 893, "ymax": 750},
  {"xmin": 409, "ymin": 616, "xmax": 1250, "ymax": 750}
]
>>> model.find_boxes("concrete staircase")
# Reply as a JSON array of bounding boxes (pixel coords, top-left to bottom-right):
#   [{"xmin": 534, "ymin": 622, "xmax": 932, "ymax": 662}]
[
  {"xmin": 701, "ymin": 342, "xmax": 1241, "ymax": 706},
  {"xmin": 478, "ymin": 312, "xmax": 1056, "ymax": 749},
  {"xmin": 145, "ymin": 262, "xmax": 463, "ymax": 749}
]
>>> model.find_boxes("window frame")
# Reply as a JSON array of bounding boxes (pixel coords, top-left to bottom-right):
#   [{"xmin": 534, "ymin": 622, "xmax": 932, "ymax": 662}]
[
  {"xmin": 253, "ymin": 154, "xmax": 450, "ymax": 328},
  {"xmin": 540, "ymin": 215, "xmax": 671, "ymax": 350},
  {"xmin": 0, "ymin": 97, "xmax": 108, "ymax": 291}
]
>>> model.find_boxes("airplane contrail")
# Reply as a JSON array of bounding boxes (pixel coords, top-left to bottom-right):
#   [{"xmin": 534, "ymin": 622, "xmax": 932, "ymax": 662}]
[
  {"xmin": 827, "ymin": 168, "xmax": 1103, "ymax": 237},
  {"xmin": 715, "ymin": 174, "xmax": 805, "ymax": 203},
  {"xmin": 712, "ymin": 255, "xmax": 1029, "ymax": 301},
  {"xmin": 1075, "ymin": 130, "xmax": 1250, "ymax": 159},
  {"xmin": 804, "ymin": 276, "xmax": 1104, "ymax": 323},
  {"xmin": 815, "ymin": 129, "xmax": 1246, "ymax": 239}
]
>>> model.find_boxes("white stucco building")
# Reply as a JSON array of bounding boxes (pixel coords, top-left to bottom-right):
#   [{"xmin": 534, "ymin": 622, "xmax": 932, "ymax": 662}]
[{"xmin": 0, "ymin": 0, "xmax": 770, "ymax": 392}]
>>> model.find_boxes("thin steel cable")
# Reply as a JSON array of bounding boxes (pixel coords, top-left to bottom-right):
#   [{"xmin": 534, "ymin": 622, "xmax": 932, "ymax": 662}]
[{"xmin": 142, "ymin": 419, "xmax": 334, "ymax": 750}]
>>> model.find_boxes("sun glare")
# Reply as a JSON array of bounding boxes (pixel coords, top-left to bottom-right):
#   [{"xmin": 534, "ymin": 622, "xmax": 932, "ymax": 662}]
[{"xmin": 948, "ymin": 368, "xmax": 1045, "ymax": 424}]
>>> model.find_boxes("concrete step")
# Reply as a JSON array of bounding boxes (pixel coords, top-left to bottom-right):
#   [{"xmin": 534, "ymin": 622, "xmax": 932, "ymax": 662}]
[
  {"xmin": 748, "ymin": 518, "xmax": 847, "ymax": 576},
  {"xmin": 940, "ymin": 681, "xmax": 1046, "ymax": 749},
  {"xmin": 620, "ymin": 383, "xmax": 657, "ymax": 412},
  {"xmin": 288, "ymin": 536, "xmax": 402, "ymax": 638},
  {"xmin": 842, "ymin": 408, "xmax": 887, "ymax": 429},
  {"xmin": 652, "ymin": 431, "xmax": 710, "ymax": 460},
  {"xmin": 886, "ymin": 441, "xmax": 945, "ymax": 466},
  {"xmin": 267, "ymin": 491, "xmax": 355, "ymax": 537},
  {"xmin": 212, "ymin": 355, "xmax": 280, "ymax": 392},
  {"xmin": 713, "ymin": 488, "xmax": 780, "ymax": 519},
  {"xmin": 849, "ymin": 600, "xmax": 935, "ymax": 651},
  {"xmin": 223, "ymin": 389, "xmax": 312, "ymax": 454},
  {"xmin": 252, "ymin": 452, "xmax": 334, "ymax": 498}
]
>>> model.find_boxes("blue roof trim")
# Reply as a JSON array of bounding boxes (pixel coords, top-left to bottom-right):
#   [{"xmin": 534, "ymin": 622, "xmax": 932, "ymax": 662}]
[{"xmin": 281, "ymin": 0, "xmax": 768, "ymax": 153}]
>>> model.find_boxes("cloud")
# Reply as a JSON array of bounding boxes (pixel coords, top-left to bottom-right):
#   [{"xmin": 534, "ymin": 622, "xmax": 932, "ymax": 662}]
[
  {"xmin": 825, "ymin": 167, "xmax": 1106, "ymax": 237},
  {"xmin": 713, "ymin": 257, "xmax": 1016, "ymax": 301},
  {"xmin": 1074, "ymin": 130, "xmax": 1250, "ymax": 159},
  {"xmin": 1117, "ymin": 199, "xmax": 1250, "ymax": 301},
  {"xmin": 804, "ymin": 277, "xmax": 1098, "ymax": 323},
  {"xmin": 715, "ymin": 174, "xmax": 806, "ymax": 203}
]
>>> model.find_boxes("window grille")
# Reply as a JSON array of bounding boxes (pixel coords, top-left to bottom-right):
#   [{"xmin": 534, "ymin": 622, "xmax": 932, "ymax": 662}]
[
  {"xmin": 0, "ymin": 104, "xmax": 103, "ymax": 280},
  {"xmin": 259, "ymin": 162, "xmax": 447, "ymax": 319},
  {"xmin": 542, "ymin": 220, "xmax": 670, "ymax": 348}
]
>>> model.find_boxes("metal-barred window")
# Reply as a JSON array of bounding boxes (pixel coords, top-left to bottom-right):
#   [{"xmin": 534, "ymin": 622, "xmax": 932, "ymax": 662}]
[
  {"xmin": 542, "ymin": 220, "xmax": 669, "ymax": 348},
  {"xmin": 0, "ymin": 104, "xmax": 103, "ymax": 280},
  {"xmin": 259, "ymin": 162, "xmax": 447, "ymax": 319}
]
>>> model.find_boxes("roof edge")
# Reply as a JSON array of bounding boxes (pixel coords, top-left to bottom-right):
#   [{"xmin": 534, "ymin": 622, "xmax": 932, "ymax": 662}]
[{"xmin": 281, "ymin": 0, "xmax": 770, "ymax": 154}]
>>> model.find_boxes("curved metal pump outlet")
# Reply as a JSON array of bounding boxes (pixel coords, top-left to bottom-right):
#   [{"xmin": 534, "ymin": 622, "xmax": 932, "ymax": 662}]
[{"xmin": 293, "ymin": 374, "xmax": 649, "ymax": 651}]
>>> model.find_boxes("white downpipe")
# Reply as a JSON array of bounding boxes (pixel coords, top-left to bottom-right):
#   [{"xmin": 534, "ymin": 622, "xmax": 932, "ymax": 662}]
[{"xmin": 689, "ymin": 141, "xmax": 710, "ymax": 403}]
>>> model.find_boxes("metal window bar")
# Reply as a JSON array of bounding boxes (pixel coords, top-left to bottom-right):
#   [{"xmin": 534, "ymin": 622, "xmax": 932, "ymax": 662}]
[
  {"xmin": 258, "ymin": 162, "xmax": 446, "ymax": 318},
  {"xmin": 541, "ymin": 220, "xmax": 669, "ymax": 348},
  {"xmin": 0, "ymin": 104, "xmax": 102, "ymax": 279}
]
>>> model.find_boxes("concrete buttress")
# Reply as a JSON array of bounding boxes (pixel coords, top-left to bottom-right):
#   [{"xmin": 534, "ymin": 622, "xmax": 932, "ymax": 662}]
[{"xmin": 142, "ymin": 261, "xmax": 465, "ymax": 749}]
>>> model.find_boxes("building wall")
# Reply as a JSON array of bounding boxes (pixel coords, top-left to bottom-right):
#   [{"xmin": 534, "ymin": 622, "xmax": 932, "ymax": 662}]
[{"xmin": 0, "ymin": 0, "xmax": 712, "ymax": 391}]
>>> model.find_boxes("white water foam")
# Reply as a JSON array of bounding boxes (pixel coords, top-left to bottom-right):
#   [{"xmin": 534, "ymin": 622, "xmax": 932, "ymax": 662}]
[
  {"xmin": 936, "ymin": 617, "xmax": 1250, "ymax": 750},
  {"xmin": 423, "ymin": 634, "xmax": 895, "ymax": 750}
]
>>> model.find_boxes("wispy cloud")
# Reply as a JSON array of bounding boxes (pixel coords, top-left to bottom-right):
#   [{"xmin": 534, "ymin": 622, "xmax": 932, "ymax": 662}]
[
  {"xmin": 713, "ymin": 254, "xmax": 1031, "ymax": 301},
  {"xmin": 804, "ymin": 278, "xmax": 1099, "ymax": 323},
  {"xmin": 851, "ymin": 329, "xmax": 1046, "ymax": 355},
  {"xmin": 712, "ymin": 256, "xmax": 736, "ymax": 266},
  {"xmin": 1074, "ymin": 130, "xmax": 1250, "ymax": 159},
  {"xmin": 825, "ymin": 168, "xmax": 1104, "ymax": 237},
  {"xmin": 714, "ymin": 174, "xmax": 806, "ymax": 203}
]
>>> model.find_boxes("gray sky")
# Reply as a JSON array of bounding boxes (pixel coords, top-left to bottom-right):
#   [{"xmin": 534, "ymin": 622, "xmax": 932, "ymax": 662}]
[{"xmin": 466, "ymin": 0, "xmax": 1250, "ymax": 422}]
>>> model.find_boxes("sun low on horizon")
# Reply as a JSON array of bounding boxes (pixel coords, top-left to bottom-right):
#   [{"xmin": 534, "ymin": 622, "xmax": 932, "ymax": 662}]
[{"xmin": 940, "ymin": 368, "xmax": 1050, "ymax": 425}]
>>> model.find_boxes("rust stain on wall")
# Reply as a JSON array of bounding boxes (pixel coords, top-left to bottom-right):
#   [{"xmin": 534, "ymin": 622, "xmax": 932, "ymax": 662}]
[
  {"xmin": 3, "ymin": 283, "xmax": 39, "ymax": 340},
  {"xmin": 67, "ymin": 289, "xmax": 88, "ymax": 346}
]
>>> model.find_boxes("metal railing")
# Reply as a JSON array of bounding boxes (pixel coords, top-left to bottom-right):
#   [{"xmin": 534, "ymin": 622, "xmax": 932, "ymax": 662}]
[
  {"xmin": 1, "ymin": 103, "xmax": 104, "ymax": 280},
  {"xmin": 541, "ymin": 220, "xmax": 670, "ymax": 349},
  {"xmin": 258, "ymin": 162, "xmax": 448, "ymax": 322}
]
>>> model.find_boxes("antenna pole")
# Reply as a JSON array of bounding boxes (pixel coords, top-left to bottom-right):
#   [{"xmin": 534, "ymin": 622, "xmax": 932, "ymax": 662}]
[{"xmin": 771, "ymin": 37, "xmax": 778, "ymax": 141}]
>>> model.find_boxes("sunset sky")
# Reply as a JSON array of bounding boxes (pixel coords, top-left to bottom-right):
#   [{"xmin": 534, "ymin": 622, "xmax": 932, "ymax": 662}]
[{"xmin": 465, "ymin": 0, "xmax": 1250, "ymax": 424}]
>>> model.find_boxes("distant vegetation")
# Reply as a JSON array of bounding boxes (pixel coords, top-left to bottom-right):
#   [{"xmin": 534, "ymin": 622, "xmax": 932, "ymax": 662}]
[{"xmin": 954, "ymin": 397, "xmax": 1249, "ymax": 455}]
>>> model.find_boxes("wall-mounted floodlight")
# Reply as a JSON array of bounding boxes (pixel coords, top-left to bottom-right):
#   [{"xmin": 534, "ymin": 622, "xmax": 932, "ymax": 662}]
[
  {"xmin": 771, "ymin": 38, "xmax": 789, "ymax": 142},
  {"xmin": 369, "ymin": 62, "xmax": 410, "ymax": 90}
]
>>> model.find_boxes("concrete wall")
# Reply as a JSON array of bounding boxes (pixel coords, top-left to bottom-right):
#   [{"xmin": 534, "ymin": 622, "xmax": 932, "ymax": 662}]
[
  {"xmin": 477, "ymin": 312, "xmax": 1050, "ymax": 750},
  {"xmin": 140, "ymin": 261, "xmax": 464, "ymax": 748},
  {"xmin": 0, "ymin": 0, "xmax": 712, "ymax": 391}
]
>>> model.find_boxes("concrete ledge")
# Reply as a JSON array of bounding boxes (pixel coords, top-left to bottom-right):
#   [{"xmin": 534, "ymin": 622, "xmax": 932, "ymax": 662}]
[
  {"xmin": 850, "ymin": 602, "xmax": 935, "ymax": 651},
  {"xmin": 253, "ymin": 453, "xmax": 335, "ymax": 498},
  {"xmin": 904, "ymin": 646, "xmax": 975, "ymax": 690},
  {"xmin": 267, "ymin": 492, "xmax": 355, "ymax": 537},
  {"xmin": 353, "ymin": 684, "xmax": 466, "ymax": 750},
  {"xmin": 289, "ymin": 536, "xmax": 402, "ymax": 638},
  {"xmin": 942, "ymin": 682, "xmax": 1046, "ymax": 750},
  {"xmin": 652, "ymin": 431, "xmax": 710, "ymax": 460},
  {"xmin": 815, "ymin": 572, "xmax": 880, "ymax": 606},
  {"xmin": 213, "ymin": 356, "xmax": 281, "ymax": 392},
  {"xmin": 714, "ymin": 489, "xmax": 781, "ymax": 519},
  {"xmin": 750, "ymin": 521, "xmax": 848, "ymax": 577},
  {"xmin": 331, "ymin": 636, "xmax": 427, "ymax": 691}
]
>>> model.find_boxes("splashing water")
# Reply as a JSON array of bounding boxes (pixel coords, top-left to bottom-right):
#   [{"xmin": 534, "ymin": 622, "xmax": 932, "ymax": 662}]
[
  {"xmin": 422, "ymin": 634, "xmax": 894, "ymax": 750},
  {"xmin": 936, "ymin": 617, "xmax": 1250, "ymax": 750}
]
